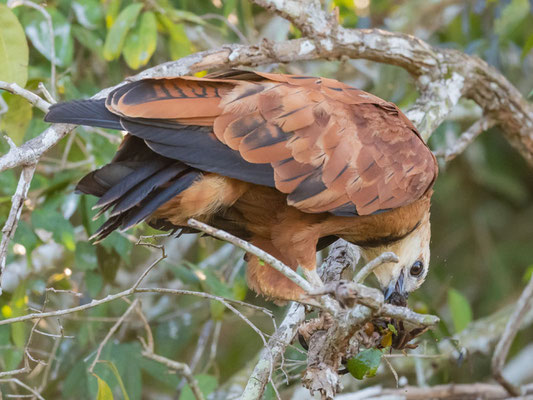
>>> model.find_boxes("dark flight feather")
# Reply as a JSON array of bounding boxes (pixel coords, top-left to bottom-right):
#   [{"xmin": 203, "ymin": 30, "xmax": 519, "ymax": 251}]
[
  {"xmin": 109, "ymin": 163, "xmax": 188, "ymax": 216},
  {"xmin": 45, "ymin": 99, "xmax": 122, "ymax": 130},
  {"xmin": 94, "ymin": 159, "xmax": 171, "ymax": 208},
  {"xmin": 120, "ymin": 170, "xmax": 201, "ymax": 230}
]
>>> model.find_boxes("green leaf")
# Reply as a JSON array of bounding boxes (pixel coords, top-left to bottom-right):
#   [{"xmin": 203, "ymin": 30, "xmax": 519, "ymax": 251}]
[
  {"xmin": 346, "ymin": 348, "xmax": 382, "ymax": 380},
  {"xmin": 9, "ymin": 282, "xmax": 28, "ymax": 348},
  {"xmin": 387, "ymin": 323, "xmax": 398, "ymax": 336},
  {"xmin": 0, "ymin": 92, "xmax": 33, "ymax": 146},
  {"xmin": 75, "ymin": 242, "xmax": 98, "ymax": 271},
  {"xmin": 12, "ymin": 221, "xmax": 39, "ymax": 254},
  {"xmin": 123, "ymin": 11, "xmax": 157, "ymax": 69},
  {"xmin": 1, "ymin": 348, "xmax": 23, "ymax": 371},
  {"xmin": 105, "ymin": 0, "xmax": 122, "ymax": 29},
  {"xmin": 100, "ymin": 233, "xmax": 132, "ymax": 262},
  {"xmin": 63, "ymin": 360, "xmax": 89, "ymax": 398},
  {"xmin": 103, "ymin": 3, "xmax": 144, "ymax": 61},
  {"xmin": 86, "ymin": 270, "xmax": 103, "ymax": 297},
  {"xmin": 494, "ymin": 0, "xmax": 530, "ymax": 38},
  {"xmin": 181, "ymin": 374, "xmax": 218, "ymax": 400},
  {"xmin": 447, "ymin": 288, "xmax": 473, "ymax": 333},
  {"xmin": 101, "ymin": 361, "xmax": 130, "ymax": 400},
  {"xmin": 31, "ymin": 208, "xmax": 76, "ymax": 251},
  {"xmin": 72, "ymin": 26, "xmax": 104, "ymax": 58},
  {"xmin": 524, "ymin": 265, "xmax": 533, "ymax": 283},
  {"xmin": 110, "ymin": 343, "xmax": 142, "ymax": 400},
  {"xmin": 22, "ymin": 8, "xmax": 73, "ymax": 67},
  {"xmin": 72, "ymin": 0, "xmax": 104, "ymax": 29},
  {"xmin": 96, "ymin": 376, "xmax": 114, "ymax": 400},
  {"xmin": 0, "ymin": 4, "xmax": 29, "ymax": 86},
  {"xmin": 158, "ymin": 14, "xmax": 192, "ymax": 60},
  {"xmin": 232, "ymin": 275, "xmax": 248, "ymax": 301},
  {"xmin": 166, "ymin": 9, "xmax": 206, "ymax": 26},
  {"xmin": 521, "ymin": 33, "xmax": 533, "ymax": 60}
]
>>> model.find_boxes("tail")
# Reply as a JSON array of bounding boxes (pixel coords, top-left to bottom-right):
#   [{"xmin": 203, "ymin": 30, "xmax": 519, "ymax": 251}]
[
  {"xmin": 45, "ymin": 100, "xmax": 202, "ymax": 241},
  {"xmin": 79, "ymin": 155, "xmax": 201, "ymax": 241},
  {"xmin": 44, "ymin": 99, "xmax": 122, "ymax": 130}
]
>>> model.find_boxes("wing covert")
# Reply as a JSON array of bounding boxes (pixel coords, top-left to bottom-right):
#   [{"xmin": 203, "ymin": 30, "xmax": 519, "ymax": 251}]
[{"xmin": 104, "ymin": 71, "xmax": 437, "ymax": 217}]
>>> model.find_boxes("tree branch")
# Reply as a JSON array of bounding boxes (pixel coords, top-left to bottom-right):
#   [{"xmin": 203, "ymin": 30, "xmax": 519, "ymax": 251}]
[
  {"xmin": 336, "ymin": 383, "xmax": 533, "ymax": 400},
  {"xmin": 0, "ymin": 165, "xmax": 35, "ymax": 295},
  {"xmin": 241, "ymin": 302, "xmax": 306, "ymax": 400},
  {"xmin": 0, "ymin": 82, "xmax": 51, "ymax": 112}
]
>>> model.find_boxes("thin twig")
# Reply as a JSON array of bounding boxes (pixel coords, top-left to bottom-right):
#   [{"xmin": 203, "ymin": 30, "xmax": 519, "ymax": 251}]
[
  {"xmin": 137, "ymin": 310, "xmax": 205, "ymax": 400},
  {"xmin": 200, "ymin": 13, "xmax": 249, "ymax": 43},
  {"xmin": 0, "ymin": 286, "xmax": 275, "ymax": 327},
  {"xmin": 0, "ymin": 82, "xmax": 51, "ymax": 112},
  {"xmin": 434, "ymin": 116, "xmax": 496, "ymax": 162},
  {"xmin": 88, "ymin": 298, "xmax": 140, "ymax": 374},
  {"xmin": 353, "ymin": 252, "xmax": 398, "ymax": 284},
  {"xmin": 33, "ymin": 329, "xmax": 74, "ymax": 339},
  {"xmin": 38, "ymin": 82, "xmax": 56, "ymax": 104},
  {"xmin": 0, "ymin": 379, "xmax": 45, "ymax": 400},
  {"xmin": 204, "ymin": 320, "xmax": 222, "ymax": 373},
  {"xmin": 491, "ymin": 273, "xmax": 533, "ymax": 397},
  {"xmin": 38, "ymin": 336, "xmax": 61, "ymax": 392},
  {"xmin": 132, "ymin": 237, "xmax": 167, "ymax": 290},
  {"xmin": 140, "ymin": 351, "xmax": 205, "ymax": 400},
  {"xmin": 45, "ymin": 288, "xmax": 83, "ymax": 297}
]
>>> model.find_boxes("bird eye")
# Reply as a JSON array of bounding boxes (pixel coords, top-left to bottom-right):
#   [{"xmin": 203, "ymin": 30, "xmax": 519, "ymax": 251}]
[{"xmin": 410, "ymin": 261, "xmax": 424, "ymax": 277}]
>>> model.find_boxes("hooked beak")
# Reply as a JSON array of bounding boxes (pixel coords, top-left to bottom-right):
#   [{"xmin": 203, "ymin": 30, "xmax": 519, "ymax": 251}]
[{"xmin": 383, "ymin": 270, "xmax": 408, "ymax": 307}]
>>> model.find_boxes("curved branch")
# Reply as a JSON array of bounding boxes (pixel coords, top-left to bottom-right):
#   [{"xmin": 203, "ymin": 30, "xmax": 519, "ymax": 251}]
[{"xmin": 2, "ymin": 15, "xmax": 532, "ymax": 170}]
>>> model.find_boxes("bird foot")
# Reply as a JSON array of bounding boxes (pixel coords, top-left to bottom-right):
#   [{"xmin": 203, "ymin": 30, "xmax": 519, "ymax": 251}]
[{"xmin": 307, "ymin": 280, "xmax": 359, "ymax": 308}]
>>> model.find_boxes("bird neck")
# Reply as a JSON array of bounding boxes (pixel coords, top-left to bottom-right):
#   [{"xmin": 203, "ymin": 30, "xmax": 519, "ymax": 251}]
[{"xmin": 326, "ymin": 192, "xmax": 432, "ymax": 247}]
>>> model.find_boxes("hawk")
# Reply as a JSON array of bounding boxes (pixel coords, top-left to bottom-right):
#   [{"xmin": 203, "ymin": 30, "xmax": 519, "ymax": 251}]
[{"xmin": 45, "ymin": 70, "xmax": 437, "ymax": 304}]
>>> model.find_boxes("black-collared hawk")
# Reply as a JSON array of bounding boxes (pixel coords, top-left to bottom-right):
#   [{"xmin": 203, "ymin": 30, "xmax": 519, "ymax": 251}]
[{"xmin": 44, "ymin": 70, "xmax": 438, "ymax": 304}]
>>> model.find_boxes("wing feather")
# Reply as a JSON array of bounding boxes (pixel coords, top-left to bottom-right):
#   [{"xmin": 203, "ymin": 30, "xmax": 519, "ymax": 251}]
[
  {"xmin": 114, "ymin": 71, "xmax": 437, "ymax": 216},
  {"xmin": 46, "ymin": 69, "xmax": 437, "ymax": 217}
]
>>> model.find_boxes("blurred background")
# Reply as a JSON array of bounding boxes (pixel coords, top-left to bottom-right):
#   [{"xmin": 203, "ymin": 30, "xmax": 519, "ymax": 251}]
[{"xmin": 0, "ymin": 0, "xmax": 532, "ymax": 398}]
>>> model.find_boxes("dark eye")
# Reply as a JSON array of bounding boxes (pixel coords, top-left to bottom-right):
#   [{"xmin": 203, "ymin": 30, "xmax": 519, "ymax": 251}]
[{"xmin": 410, "ymin": 261, "xmax": 424, "ymax": 277}]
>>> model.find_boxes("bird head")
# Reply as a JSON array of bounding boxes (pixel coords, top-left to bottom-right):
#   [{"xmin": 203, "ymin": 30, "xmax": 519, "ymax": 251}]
[{"xmin": 358, "ymin": 215, "xmax": 431, "ymax": 307}]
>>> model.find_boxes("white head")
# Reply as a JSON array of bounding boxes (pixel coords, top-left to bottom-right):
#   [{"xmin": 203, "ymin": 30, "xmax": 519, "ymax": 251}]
[{"xmin": 359, "ymin": 215, "xmax": 431, "ymax": 306}]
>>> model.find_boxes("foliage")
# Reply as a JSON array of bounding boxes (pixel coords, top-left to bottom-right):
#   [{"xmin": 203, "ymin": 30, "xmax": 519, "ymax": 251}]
[
  {"xmin": 0, "ymin": 0, "xmax": 532, "ymax": 398},
  {"xmin": 346, "ymin": 348, "xmax": 383, "ymax": 380}
]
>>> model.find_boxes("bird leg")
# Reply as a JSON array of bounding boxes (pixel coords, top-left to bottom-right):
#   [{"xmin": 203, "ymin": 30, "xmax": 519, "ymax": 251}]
[
  {"xmin": 245, "ymin": 238, "xmax": 306, "ymax": 301},
  {"xmin": 303, "ymin": 268, "xmax": 324, "ymax": 289}
]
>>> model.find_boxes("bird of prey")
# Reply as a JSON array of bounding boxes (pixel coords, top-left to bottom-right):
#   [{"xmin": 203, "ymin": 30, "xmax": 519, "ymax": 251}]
[{"xmin": 44, "ymin": 70, "xmax": 437, "ymax": 305}]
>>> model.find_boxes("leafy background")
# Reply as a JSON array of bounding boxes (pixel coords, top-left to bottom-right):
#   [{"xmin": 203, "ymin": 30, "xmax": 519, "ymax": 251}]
[{"xmin": 0, "ymin": 0, "xmax": 533, "ymax": 398}]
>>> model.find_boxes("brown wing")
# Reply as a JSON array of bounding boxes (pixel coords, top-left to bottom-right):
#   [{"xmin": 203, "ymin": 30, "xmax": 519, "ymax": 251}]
[{"xmin": 106, "ymin": 70, "xmax": 437, "ymax": 216}]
